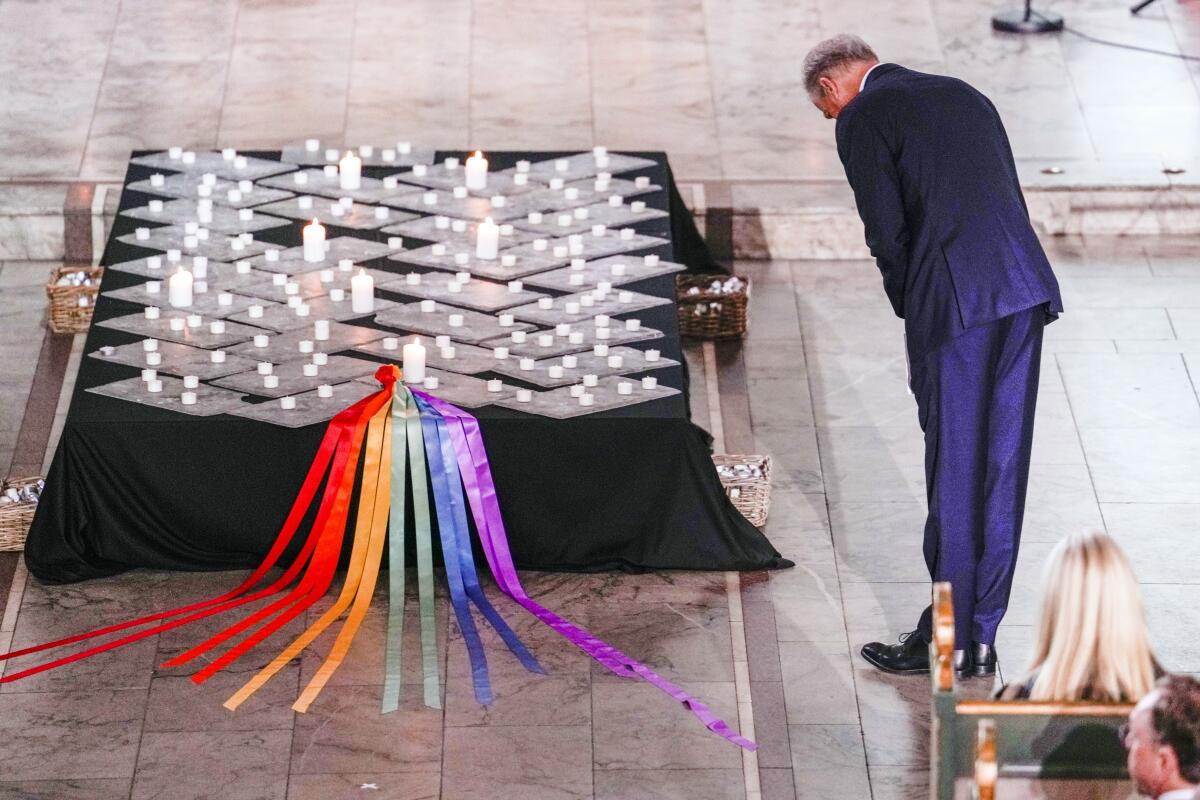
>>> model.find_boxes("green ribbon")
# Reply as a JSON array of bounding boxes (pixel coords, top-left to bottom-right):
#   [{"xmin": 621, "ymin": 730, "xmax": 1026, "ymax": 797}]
[
  {"xmin": 404, "ymin": 387, "xmax": 441, "ymax": 709},
  {"xmin": 382, "ymin": 385, "xmax": 410, "ymax": 713}
]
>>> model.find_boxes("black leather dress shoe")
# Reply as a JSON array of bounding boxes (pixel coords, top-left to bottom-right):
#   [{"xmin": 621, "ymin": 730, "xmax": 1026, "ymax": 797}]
[
  {"xmin": 861, "ymin": 631, "xmax": 931, "ymax": 674},
  {"xmin": 971, "ymin": 642, "xmax": 997, "ymax": 677},
  {"xmin": 861, "ymin": 631, "xmax": 972, "ymax": 675}
]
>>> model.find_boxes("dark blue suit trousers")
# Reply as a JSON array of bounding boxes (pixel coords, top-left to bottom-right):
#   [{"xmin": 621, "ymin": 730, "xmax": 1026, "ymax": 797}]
[{"xmin": 911, "ymin": 305, "xmax": 1044, "ymax": 645}]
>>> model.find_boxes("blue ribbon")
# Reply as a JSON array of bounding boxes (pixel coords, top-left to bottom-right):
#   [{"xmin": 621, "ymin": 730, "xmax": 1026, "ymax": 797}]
[
  {"xmin": 414, "ymin": 396, "xmax": 493, "ymax": 705},
  {"xmin": 415, "ymin": 395, "xmax": 545, "ymax": 678}
]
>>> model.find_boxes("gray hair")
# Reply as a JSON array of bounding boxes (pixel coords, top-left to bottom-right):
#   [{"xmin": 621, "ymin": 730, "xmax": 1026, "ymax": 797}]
[{"xmin": 803, "ymin": 35, "xmax": 878, "ymax": 98}]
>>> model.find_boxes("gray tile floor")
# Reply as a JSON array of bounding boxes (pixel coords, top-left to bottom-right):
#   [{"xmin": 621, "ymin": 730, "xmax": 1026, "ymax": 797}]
[
  {"xmin": 1, "ymin": 235, "xmax": 1198, "ymax": 798},
  {"xmin": 1, "ymin": 0, "xmax": 1198, "ymax": 183}
]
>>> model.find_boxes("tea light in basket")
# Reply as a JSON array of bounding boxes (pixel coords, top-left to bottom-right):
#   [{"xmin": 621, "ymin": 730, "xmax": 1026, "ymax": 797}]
[
  {"xmin": 146, "ymin": 352, "xmax": 162, "ymax": 366},
  {"xmin": 487, "ymin": 379, "xmax": 503, "ymax": 393},
  {"xmin": 168, "ymin": 267, "xmax": 193, "ymax": 308},
  {"xmin": 351, "ymin": 269, "xmax": 374, "ymax": 313},
  {"xmin": 317, "ymin": 384, "xmax": 334, "ymax": 398},
  {"xmin": 303, "ymin": 218, "xmax": 326, "ymax": 262},
  {"xmin": 147, "ymin": 379, "xmax": 163, "ymax": 394},
  {"xmin": 617, "ymin": 381, "xmax": 633, "ymax": 396},
  {"xmin": 641, "ymin": 376, "xmax": 658, "ymax": 389},
  {"xmin": 280, "ymin": 396, "xmax": 296, "ymax": 410},
  {"xmin": 210, "ymin": 350, "xmax": 227, "ymax": 363}
]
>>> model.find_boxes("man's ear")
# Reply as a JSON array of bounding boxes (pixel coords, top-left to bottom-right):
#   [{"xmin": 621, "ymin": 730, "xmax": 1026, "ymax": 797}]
[
  {"xmin": 818, "ymin": 75, "xmax": 838, "ymax": 100},
  {"xmin": 1159, "ymin": 741, "xmax": 1181, "ymax": 779}
]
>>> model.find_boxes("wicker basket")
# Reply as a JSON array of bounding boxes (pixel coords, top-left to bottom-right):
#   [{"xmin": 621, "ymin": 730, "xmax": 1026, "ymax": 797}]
[
  {"xmin": 713, "ymin": 454, "xmax": 771, "ymax": 527},
  {"xmin": 46, "ymin": 265, "xmax": 103, "ymax": 334},
  {"xmin": 0, "ymin": 476, "xmax": 43, "ymax": 551},
  {"xmin": 675, "ymin": 274, "xmax": 750, "ymax": 340}
]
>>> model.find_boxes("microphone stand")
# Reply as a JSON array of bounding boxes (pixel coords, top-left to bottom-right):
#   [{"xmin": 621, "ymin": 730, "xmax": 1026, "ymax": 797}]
[{"xmin": 992, "ymin": 0, "xmax": 1064, "ymax": 33}]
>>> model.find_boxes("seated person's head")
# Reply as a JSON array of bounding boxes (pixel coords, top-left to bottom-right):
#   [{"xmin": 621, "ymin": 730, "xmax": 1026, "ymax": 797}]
[
  {"xmin": 1024, "ymin": 531, "xmax": 1157, "ymax": 702},
  {"xmin": 1125, "ymin": 675, "xmax": 1200, "ymax": 798}
]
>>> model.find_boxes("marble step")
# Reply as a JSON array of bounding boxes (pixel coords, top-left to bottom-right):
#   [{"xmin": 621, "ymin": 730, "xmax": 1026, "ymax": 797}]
[{"xmin": 3, "ymin": 164, "xmax": 1198, "ymax": 263}]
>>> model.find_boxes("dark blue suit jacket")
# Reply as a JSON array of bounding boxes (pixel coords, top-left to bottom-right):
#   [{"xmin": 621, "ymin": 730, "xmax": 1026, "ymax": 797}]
[{"xmin": 835, "ymin": 64, "xmax": 1063, "ymax": 351}]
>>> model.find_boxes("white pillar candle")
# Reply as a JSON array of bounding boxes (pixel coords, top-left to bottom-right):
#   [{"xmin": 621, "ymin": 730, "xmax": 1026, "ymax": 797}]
[
  {"xmin": 303, "ymin": 218, "xmax": 326, "ymax": 263},
  {"xmin": 403, "ymin": 337, "xmax": 426, "ymax": 383},
  {"xmin": 464, "ymin": 150, "xmax": 488, "ymax": 190},
  {"xmin": 338, "ymin": 150, "xmax": 362, "ymax": 190},
  {"xmin": 351, "ymin": 269, "xmax": 374, "ymax": 313},
  {"xmin": 168, "ymin": 267, "xmax": 193, "ymax": 308}
]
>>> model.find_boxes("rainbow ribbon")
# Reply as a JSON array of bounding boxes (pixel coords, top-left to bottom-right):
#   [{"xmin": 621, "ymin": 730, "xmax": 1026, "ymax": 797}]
[{"xmin": 0, "ymin": 366, "xmax": 756, "ymax": 750}]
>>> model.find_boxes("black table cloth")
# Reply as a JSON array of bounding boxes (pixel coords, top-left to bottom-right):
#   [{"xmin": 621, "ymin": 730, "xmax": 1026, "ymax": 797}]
[{"xmin": 25, "ymin": 151, "xmax": 787, "ymax": 583}]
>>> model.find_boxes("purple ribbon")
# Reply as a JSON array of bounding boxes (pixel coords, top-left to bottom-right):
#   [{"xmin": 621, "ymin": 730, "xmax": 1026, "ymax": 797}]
[{"xmin": 414, "ymin": 390, "xmax": 758, "ymax": 752}]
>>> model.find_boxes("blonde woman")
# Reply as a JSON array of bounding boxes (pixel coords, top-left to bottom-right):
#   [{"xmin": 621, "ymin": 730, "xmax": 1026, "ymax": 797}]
[{"xmin": 999, "ymin": 531, "xmax": 1160, "ymax": 702}]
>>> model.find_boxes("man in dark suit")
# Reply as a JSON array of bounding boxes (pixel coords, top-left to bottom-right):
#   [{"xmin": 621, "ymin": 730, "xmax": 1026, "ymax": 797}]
[{"xmin": 803, "ymin": 35, "xmax": 1063, "ymax": 677}]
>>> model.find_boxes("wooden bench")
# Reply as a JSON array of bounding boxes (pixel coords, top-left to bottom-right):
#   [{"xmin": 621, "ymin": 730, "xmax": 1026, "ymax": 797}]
[{"xmin": 929, "ymin": 583, "xmax": 1133, "ymax": 799}]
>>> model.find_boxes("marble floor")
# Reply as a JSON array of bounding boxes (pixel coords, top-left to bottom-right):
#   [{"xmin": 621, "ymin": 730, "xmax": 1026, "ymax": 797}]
[
  {"xmin": 1, "ymin": 234, "xmax": 1199, "ymax": 798},
  {"xmin": 1, "ymin": 0, "xmax": 1199, "ymax": 183}
]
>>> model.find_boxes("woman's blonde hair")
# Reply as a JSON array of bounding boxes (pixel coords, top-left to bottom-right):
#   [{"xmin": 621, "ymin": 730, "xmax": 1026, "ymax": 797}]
[{"xmin": 1023, "ymin": 531, "xmax": 1157, "ymax": 702}]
